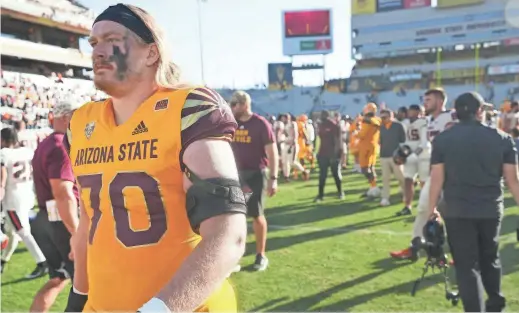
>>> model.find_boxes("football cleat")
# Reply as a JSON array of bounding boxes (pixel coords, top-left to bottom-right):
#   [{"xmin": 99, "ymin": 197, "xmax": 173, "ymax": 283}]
[
  {"xmin": 396, "ymin": 207, "xmax": 412, "ymax": 216},
  {"xmin": 26, "ymin": 262, "xmax": 49, "ymax": 279},
  {"xmin": 367, "ymin": 186, "xmax": 381, "ymax": 198},
  {"xmin": 390, "ymin": 247, "xmax": 418, "ymax": 261},
  {"xmin": 253, "ymin": 254, "xmax": 269, "ymax": 271},
  {"xmin": 380, "ymin": 198, "xmax": 391, "ymax": 206}
]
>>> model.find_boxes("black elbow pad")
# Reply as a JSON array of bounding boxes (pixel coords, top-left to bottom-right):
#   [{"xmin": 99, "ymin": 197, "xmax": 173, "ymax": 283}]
[{"xmin": 186, "ymin": 177, "xmax": 248, "ymax": 232}]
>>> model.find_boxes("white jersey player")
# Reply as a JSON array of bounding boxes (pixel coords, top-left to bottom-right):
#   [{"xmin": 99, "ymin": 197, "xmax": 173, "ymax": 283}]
[
  {"xmin": 306, "ymin": 120, "xmax": 315, "ymax": 143},
  {"xmin": 485, "ymin": 111, "xmax": 498, "ymax": 128},
  {"xmin": 402, "ymin": 105, "xmax": 431, "ymax": 183},
  {"xmin": 274, "ymin": 118, "xmax": 286, "ymax": 145},
  {"xmin": 502, "ymin": 103, "xmax": 519, "ymax": 133},
  {"xmin": 17, "ymin": 128, "xmax": 52, "ymax": 152},
  {"xmin": 280, "ymin": 115, "xmax": 305, "ymax": 180},
  {"xmin": 391, "ymin": 89, "xmax": 457, "ymax": 260},
  {"xmin": 1, "ymin": 128, "xmax": 47, "ymax": 277}
]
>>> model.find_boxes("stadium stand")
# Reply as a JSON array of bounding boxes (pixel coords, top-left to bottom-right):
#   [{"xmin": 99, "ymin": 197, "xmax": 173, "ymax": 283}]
[{"xmin": 1, "ymin": 0, "xmax": 518, "ymax": 127}]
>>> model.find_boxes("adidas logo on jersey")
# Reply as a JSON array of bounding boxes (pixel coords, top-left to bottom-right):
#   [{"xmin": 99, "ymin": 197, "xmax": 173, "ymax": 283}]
[{"xmin": 132, "ymin": 121, "xmax": 148, "ymax": 135}]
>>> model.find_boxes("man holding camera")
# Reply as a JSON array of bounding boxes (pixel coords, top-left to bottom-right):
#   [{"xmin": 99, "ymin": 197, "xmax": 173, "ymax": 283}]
[{"xmin": 428, "ymin": 92, "xmax": 515, "ymax": 312}]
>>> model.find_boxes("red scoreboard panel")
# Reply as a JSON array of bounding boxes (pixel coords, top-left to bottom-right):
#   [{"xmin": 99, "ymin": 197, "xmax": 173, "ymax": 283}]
[
  {"xmin": 282, "ymin": 9, "xmax": 333, "ymax": 56},
  {"xmin": 284, "ymin": 10, "xmax": 331, "ymax": 38}
]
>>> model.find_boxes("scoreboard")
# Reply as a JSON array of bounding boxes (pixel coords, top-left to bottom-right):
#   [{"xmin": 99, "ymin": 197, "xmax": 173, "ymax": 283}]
[{"xmin": 282, "ymin": 9, "xmax": 333, "ymax": 56}]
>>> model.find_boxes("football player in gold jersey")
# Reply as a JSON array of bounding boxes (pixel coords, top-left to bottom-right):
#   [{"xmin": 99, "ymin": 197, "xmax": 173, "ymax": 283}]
[{"xmin": 65, "ymin": 4, "xmax": 246, "ymax": 312}]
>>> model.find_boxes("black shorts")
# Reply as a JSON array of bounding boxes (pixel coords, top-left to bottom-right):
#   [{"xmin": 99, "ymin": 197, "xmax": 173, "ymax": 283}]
[
  {"xmin": 30, "ymin": 210, "xmax": 74, "ymax": 280},
  {"xmin": 239, "ymin": 169, "xmax": 267, "ymax": 218}
]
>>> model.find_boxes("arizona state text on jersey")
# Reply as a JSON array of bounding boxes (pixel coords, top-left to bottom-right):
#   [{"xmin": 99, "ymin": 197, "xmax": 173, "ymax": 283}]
[{"xmin": 68, "ymin": 87, "xmax": 238, "ymax": 312}]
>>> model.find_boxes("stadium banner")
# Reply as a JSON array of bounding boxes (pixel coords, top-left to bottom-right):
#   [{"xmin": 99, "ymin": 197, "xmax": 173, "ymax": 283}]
[
  {"xmin": 376, "ymin": 0, "xmax": 404, "ymax": 12},
  {"xmin": 347, "ymin": 76, "xmax": 428, "ymax": 93},
  {"xmin": 352, "ymin": 0, "xmax": 376, "ymax": 15},
  {"xmin": 324, "ymin": 79, "xmax": 348, "ymax": 94},
  {"xmin": 403, "ymin": 0, "xmax": 431, "ymax": 9},
  {"xmin": 503, "ymin": 38, "xmax": 519, "ymax": 46},
  {"xmin": 436, "ymin": 0, "xmax": 484, "ymax": 8},
  {"xmin": 389, "ymin": 72, "xmax": 422, "ymax": 82},
  {"xmin": 433, "ymin": 67, "xmax": 485, "ymax": 79},
  {"xmin": 268, "ymin": 63, "xmax": 293, "ymax": 90},
  {"xmin": 488, "ymin": 64, "xmax": 519, "ymax": 75}
]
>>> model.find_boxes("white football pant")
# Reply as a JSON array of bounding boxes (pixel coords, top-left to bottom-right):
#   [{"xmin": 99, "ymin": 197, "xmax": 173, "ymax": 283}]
[
  {"xmin": 2, "ymin": 208, "xmax": 46, "ymax": 264},
  {"xmin": 281, "ymin": 143, "xmax": 305, "ymax": 177},
  {"xmin": 403, "ymin": 153, "xmax": 430, "ymax": 182},
  {"xmin": 412, "ymin": 177, "xmax": 432, "ymax": 240}
]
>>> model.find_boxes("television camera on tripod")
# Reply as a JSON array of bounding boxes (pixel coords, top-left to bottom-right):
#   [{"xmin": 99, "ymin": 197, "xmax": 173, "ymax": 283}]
[{"xmin": 410, "ymin": 216, "xmax": 460, "ymax": 306}]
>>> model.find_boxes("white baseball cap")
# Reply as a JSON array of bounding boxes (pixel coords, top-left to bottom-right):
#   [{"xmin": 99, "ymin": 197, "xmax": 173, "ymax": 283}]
[{"xmin": 53, "ymin": 100, "xmax": 82, "ymax": 117}]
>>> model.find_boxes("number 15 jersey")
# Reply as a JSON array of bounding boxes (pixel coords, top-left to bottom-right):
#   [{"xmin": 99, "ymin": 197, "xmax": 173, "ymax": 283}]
[
  {"xmin": 68, "ymin": 87, "xmax": 238, "ymax": 312},
  {"xmin": 402, "ymin": 118, "xmax": 430, "ymax": 154}
]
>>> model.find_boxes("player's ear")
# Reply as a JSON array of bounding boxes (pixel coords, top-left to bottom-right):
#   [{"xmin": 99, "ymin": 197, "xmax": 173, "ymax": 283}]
[{"xmin": 145, "ymin": 43, "xmax": 160, "ymax": 67}]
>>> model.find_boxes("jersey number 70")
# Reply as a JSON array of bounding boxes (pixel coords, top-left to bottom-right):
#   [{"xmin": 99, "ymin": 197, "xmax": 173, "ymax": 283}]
[{"xmin": 77, "ymin": 172, "xmax": 167, "ymax": 248}]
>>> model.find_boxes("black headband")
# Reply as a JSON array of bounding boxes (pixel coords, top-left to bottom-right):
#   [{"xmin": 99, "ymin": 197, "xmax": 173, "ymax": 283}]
[{"xmin": 93, "ymin": 4, "xmax": 155, "ymax": 44}]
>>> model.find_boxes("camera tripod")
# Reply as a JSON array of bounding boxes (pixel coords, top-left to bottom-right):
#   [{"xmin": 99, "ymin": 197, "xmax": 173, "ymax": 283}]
[{"xmin": 411, "ymin": 253, "xmax": 460, "ymax": 306}]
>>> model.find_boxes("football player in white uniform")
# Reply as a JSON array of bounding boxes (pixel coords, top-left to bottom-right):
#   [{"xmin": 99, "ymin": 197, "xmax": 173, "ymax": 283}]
[
  {"xmin": 281, "ymin": 115, "xmax": 306, "ymax": 181},
  {"xmin": 502, "ymin": 101, "xmax": 519, "ymax": 133},
  {"xmin": 14, "ymin": 121, "xmax": 52, "ymax": 151},
  {"xmin": 398, "ymin": 105, "xmax": 430, "ymax": 216},
  {"xmin": 391, "ymin": 88, "xmax": 457, "ymax": 260},
  {"xmin": 0, "ymin": 128, "xmax": 48, "ymax": 277}
]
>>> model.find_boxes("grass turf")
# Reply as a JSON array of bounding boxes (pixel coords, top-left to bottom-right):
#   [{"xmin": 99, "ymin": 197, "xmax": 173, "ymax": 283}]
[{"xmin": 1, "ymin": 170, "xmax": 518, "ymax": 312}]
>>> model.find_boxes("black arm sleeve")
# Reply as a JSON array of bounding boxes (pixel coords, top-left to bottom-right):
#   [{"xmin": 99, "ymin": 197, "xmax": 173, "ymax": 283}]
[
  {"xmin": 184, "ymin": 167, "xmax": 247, "ymax": 233},
  {"xmin": 64, "ymin": 288, "xmax": 87, "ymax": 312}
]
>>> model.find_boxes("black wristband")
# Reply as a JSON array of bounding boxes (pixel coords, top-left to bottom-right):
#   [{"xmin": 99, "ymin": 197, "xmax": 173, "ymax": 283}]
[
  {"xmin": 270, "ymin": 176, "xmax": 278, "ymax": 180},
  {"xmin": 65, "ymin": 287, "xmax": 88, "ymax": 312}
]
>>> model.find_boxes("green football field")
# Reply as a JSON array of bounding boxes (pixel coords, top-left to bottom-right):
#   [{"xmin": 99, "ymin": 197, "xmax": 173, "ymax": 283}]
[{"xmin": 1, "ymin": 170, "xmax": 518, "ymax": 312}]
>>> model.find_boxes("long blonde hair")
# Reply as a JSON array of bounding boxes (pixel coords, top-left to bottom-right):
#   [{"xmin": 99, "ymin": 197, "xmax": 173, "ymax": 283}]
[{"xmin": 126, "ymin": 4, "xmax": 186, "ymax": 89}]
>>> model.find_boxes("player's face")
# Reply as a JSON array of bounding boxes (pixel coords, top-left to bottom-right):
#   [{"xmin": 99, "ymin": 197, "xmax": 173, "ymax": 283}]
[
  {"xmin": 89, "ymin": 21, "xmax": 153, "ymax": 95},
  {"xmin": 408, "ymin": 109, "xmax": 419, "ymax": 120},
  {"xmin": 423, "ymin": 95, "xmax": 437, "ymax": 115}
]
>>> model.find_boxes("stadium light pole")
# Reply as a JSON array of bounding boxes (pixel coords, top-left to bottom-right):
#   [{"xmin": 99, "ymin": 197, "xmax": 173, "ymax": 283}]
[{"xmin": 197, "ymin": 0, "xmax": 206, "ymax": 85}]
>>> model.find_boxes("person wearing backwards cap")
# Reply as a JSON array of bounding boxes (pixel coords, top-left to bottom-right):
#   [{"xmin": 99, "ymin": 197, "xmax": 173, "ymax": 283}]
[
  {"xmin": 64, "ymin": 3, "xmax": 245, "ymax": 313},
  {"xmin": 30, "ymin": 100, "xmax": 81, "ymax": 312},
  {"xmin": 428, "ymin": 91, "xmax": 516, "ymax": 312}
]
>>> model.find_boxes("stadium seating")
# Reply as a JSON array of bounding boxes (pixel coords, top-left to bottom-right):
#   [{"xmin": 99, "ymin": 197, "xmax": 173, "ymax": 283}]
[{"xmin": 2, "ymin": 70, "xmax": 516, "ymax": 122}]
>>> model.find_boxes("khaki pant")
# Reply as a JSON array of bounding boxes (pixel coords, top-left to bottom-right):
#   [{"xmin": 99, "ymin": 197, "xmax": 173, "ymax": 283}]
[{"xmin": 380, "ymin": 157, "xmax": 405, "ymax": 200}]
